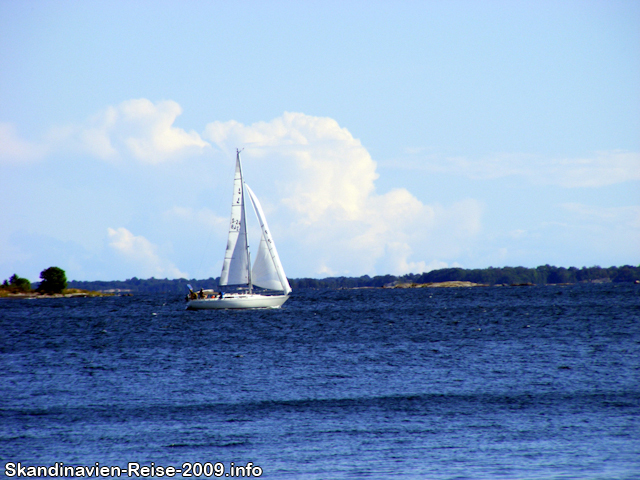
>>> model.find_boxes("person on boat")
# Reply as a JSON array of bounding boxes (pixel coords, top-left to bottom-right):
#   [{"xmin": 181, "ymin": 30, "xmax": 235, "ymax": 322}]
[
  {"xmin": 198, "ymin": 288, "xmax": 204, "ymax": 299},
  {"xmin": 187, "ymin": 286, "xmax": 196, "ymax": 300}
]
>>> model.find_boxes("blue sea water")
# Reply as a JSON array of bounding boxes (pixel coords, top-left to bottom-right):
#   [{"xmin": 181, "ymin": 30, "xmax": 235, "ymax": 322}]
[{"xmin": 1, "ymin": 284, "xmax": 639, "ymax": 479}]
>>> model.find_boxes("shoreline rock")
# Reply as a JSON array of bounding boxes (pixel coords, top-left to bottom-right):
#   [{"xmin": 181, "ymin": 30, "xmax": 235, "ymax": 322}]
[
  {"xmin": 0, "ymin": 288, "xmax": 116, "ymax": 299},
  {"xmin": 392, "ymin": 281, "xmax": 489, "ymax": 288}
]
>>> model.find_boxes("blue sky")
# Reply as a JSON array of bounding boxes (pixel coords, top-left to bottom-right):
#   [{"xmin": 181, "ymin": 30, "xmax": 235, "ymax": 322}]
[{"xmin": 1, "ymin": 0, "xmax": 638, "ymax": 282}]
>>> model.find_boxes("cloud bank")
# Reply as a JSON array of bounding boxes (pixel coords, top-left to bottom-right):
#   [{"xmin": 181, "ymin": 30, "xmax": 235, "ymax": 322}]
[
  {"xmin": 108, "ymin": 227, "xmax": 187, "ymax": 278},
  {"xmin": 204, "ymin": 112, "xmax": 482, "ymax": 276},
  {"xmin": 3, "ymin": 99, "xmax": 637, "ymax": 280},
  {"xmin": 1, "ymin": 99, "xmax": 210, "ymax": 165}
]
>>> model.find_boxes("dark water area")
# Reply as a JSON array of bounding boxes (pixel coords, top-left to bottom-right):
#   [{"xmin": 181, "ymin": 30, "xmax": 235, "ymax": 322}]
[{"xmin": 1, "ymin": 284, "xmax": 639, "ymax": 479}]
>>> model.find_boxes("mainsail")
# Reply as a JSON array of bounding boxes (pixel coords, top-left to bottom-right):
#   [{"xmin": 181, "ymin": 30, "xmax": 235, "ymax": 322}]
[
  {"xmin": 245, "ymin": 184, "xmax": 292, "ymax": 294},
  {"xmin": 219, "ymin": 153, "xmax": 250, "ymax": 287}
]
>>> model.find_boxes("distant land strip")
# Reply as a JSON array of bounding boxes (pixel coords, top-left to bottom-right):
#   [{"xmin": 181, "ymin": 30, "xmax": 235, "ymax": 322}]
[
  {"xmin": 0, "ymin": 288, "xmax": 113, "ymax": 299},
  {"xmin": 60, "ymin": 265, "xmax": 640, "ymax": 294}
]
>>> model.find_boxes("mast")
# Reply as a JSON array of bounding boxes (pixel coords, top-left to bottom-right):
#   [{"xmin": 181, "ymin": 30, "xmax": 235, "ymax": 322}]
[{"xmin": 237, "ymin": 149, "xmax": 252, "ymax": 293}]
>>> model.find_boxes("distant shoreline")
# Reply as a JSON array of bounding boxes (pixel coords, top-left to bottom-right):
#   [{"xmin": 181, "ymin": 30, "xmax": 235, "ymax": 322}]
[{"xmin": 19, "ymin": 264, "xmax": 636, "ymax": 295}]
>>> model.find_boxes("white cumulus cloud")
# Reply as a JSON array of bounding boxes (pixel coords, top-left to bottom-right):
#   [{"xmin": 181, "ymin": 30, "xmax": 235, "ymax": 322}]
[
  {"xmin": 107, "ymin": 227, "xmax": 188, "ymax": 278},
  {"xmin": 204, "ymin": 112, "xmax": 482, "ymax": 276},
  {"xmin": 43, "ymin": 99, "xmax": 210, "ymax": 163}
]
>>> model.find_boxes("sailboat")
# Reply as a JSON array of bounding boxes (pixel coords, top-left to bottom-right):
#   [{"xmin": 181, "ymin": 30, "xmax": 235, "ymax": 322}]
[{"xmin": 186, "ymin": 149, "xmax": 292, "ymax": 310}]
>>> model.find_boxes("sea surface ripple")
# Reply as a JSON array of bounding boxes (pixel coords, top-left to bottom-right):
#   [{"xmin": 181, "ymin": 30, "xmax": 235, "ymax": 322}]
[{"xmin": 1, "ymin": 284, "xmax": 639, "ymax": 479}]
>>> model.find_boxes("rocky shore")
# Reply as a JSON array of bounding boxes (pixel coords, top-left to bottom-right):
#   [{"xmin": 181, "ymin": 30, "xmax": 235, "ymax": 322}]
[
  {"xmin": 0, "ymin": 288, "xmax": 115, "ymax": 299},
  {"xmin": 391, "ymin": 281, "xmax": 489, "ymax": 288}
]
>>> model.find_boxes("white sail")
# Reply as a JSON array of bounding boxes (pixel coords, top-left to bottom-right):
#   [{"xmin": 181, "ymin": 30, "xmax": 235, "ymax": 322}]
[
  {"xmin": 219, "ymin": 153, "xmax": 250, "ymax": 286},
  {"xmin": 245, "ymin": 184, "xmax": 292, "ymax": 295},
  {"xmin": 251, "ymin": 234, "xmax": 281, "ymax": 291}
]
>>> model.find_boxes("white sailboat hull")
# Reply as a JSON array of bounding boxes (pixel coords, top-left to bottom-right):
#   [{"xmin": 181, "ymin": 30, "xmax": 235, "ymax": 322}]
[{"xmin": 186, "ymin": 293, "xmax": 289, "ymax": 310}]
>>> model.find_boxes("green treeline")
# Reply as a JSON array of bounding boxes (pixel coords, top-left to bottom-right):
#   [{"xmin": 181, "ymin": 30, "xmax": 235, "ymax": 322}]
[
  {"xmin": 291, "ymin": 265, "xmax": 639, "ymax": 288},
  {"xmin": 1, "ymin": 267, "xmax": 67, "ymax": 295},
  {"xmin": 1, "ymin": 274, "xmax": 32, "ymax": 293},
  {"xmin": 65, "ymin": 265, "xmax": 640, "ymax": 294}
]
